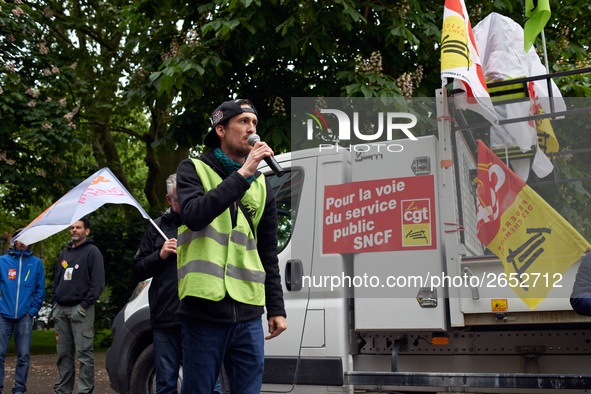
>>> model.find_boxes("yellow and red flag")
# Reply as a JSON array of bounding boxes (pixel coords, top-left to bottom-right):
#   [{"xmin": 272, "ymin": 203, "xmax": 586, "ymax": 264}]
[
  {"xmin": 476, "ymin": 140, "xmax": 590, "ymax": 309},
  {"xmin": 441, "ymin": 0, "xmax": 498, "ymax": 125},
  {"xmin": 528, "ymin": 82, "xmax": 559, "ymax": 155}
]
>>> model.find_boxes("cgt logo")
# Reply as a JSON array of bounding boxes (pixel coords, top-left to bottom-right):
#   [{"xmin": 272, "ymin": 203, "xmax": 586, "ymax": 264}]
[
  {"xmin": 305, "ymin": 108, "xmax": 418, "ymax": 141},
  {"xmin": 402, "ymin": 200, "xmax": 430, "ymax": 224}
]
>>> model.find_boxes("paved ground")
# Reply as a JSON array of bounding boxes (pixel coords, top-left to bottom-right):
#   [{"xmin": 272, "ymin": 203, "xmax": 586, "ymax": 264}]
[{"xmin": 3, "ymin": 351, "xmax": 118, "ymax": 393}]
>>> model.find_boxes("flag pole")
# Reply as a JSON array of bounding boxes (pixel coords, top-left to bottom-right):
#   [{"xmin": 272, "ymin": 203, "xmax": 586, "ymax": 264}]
[
  {"xmin": 540, "ymin": 28, "xmax": 555, "ymax": 114},
  {"xmin": 541, "ymin": 29, "xmax": 550, "ymax": 74},
  {"xmin": 149, "ymin": 219, "xmax": 169, "ymax": 241}
]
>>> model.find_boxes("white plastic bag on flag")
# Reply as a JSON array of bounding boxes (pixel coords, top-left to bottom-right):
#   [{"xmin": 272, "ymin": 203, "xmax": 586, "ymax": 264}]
[{"xmin": 467, "ymin": 12, "xmax": 565, "ymax": 180}]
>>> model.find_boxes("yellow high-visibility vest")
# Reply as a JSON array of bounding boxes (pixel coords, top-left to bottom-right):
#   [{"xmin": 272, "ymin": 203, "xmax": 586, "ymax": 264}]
[{"xmin": 177, "ymin": 159, "xmax": 267, "ymax": 306}]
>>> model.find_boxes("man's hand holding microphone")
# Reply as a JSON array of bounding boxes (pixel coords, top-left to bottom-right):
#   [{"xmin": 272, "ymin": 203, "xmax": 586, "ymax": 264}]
[{"xmin": 238, "ymin": 134, "xmax": 285, "ymax": 178}]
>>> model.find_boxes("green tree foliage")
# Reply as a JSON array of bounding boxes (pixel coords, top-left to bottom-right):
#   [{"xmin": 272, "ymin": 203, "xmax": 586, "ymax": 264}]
[
  {"xmin": 1, "ymin": 0, "xmax": 188, "ymax": 309},
  {"xmin": 0, "ymin": 1, "xmax": 95, "ymax": 215},
  {"xmin": 91, "ymin": 207, "xmax": 148, "ymax": 316},
  {"xmin": 137, "ymin": 0, "xmax": 444, "ymax": 153}
]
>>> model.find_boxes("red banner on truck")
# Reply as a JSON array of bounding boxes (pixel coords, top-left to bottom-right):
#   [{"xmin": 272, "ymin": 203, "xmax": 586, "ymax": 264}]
[{"xmin": 323, "ymin": 176, "xmax": 437, "ymax": 254}]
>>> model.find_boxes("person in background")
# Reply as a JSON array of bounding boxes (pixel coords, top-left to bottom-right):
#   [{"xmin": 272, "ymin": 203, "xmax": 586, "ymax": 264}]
[
  {"xmin": 132, "ymin": 174, "xmax": 222, "ymax": 394},
  {"xmin": 570, "ymin": 250, "xmax": 591, "ymax": 316},
  {"xmin": 51, "ymin": 218, "xmax": 105, "ymax": 394},
  {"xmin": 0, "ymin": 229, "xmax": 45, "ymax": 394},
  {"xmin": 132, "ymin": 174, "xmax": 180, "ymax": 393}
]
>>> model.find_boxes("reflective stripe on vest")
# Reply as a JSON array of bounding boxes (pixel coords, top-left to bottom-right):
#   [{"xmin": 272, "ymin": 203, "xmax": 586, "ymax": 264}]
[{"xmin": 177, "ymin": 158, "xmax": 267, "ymax": 306}]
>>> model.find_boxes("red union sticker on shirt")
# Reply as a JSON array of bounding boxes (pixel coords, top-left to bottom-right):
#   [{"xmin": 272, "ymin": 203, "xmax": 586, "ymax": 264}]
[
  {"xmin": 8, "ymin": 269, "xmax": 17, "ymax": 280},
  {"xmin": 323, "ymin": 176, "xmax": 436, "ymax": 254}
]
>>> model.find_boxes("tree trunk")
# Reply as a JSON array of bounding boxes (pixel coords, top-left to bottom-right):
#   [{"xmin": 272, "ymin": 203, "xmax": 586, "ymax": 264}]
[{"xmin": 143, "ymin": 105, "xmax": 189, "ymax": 210}]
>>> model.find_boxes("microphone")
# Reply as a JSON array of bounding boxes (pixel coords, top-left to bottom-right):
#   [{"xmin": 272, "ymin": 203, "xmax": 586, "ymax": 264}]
[{"xmin": 247, "ymin": 134, "xmax": 285, "ymax": 177}]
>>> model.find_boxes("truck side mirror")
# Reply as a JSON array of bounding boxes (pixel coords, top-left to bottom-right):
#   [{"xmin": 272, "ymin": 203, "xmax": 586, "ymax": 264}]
[{"xmin": 285, "ymin": 259, "xmax": 303, "ymax": 291}]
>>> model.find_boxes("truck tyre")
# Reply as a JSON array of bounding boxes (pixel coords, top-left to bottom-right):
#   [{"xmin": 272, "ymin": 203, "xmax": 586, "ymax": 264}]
[
  {"xmin": 130, "ymin": 344, "xmax": 156, "ymax": 394},
  {"xmin": 33, "ymin": 319, "xmax": 46, "ymax": 331}
]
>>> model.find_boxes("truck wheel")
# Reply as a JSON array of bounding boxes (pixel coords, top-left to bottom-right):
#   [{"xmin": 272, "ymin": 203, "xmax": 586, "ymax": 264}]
[
  {"xmin": 130, "ymin": 344, "xmax": 156, "ymax": 394},
  {"xmin": 33, "ymin": 319, "xmax": 46, "ymax": 331}
]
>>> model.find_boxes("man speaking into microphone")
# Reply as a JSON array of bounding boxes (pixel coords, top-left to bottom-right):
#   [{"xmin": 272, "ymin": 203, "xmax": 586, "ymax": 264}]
[
  {"xmin": 247, "ymin": 134, "xmax": 285, "ymax": 176},
  {"xmin": 176, "ymin": 99, "xmax": 287, "ymax": 393}
]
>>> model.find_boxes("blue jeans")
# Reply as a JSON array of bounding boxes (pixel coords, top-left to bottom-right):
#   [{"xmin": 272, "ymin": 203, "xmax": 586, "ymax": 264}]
[
  {"xmin": 153, "ymin": 327, "xmax": 182, "ymax": 394},
  {"xmin": 181, "ymin": 317, "xmax": 264, "ymax": 394},
  {"xmin": 0, "ymin": 314, "xmax": 33, "ymax": 394}
]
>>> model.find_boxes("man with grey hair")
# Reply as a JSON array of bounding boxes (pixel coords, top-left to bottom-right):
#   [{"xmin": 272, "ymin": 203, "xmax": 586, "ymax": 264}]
[
  {"xmin": 132, "ymin": 174, "xmax": 221, "ymax": 393},
  {"xmin": 132, "ymin": 174, "xmax": 184, "ymax": 394}
]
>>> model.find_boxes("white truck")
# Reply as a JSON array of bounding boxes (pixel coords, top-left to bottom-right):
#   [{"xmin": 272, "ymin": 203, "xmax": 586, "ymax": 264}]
[
  {"xmin": 107, "ymin": 72, "xmax": 591, "ymax": 394},
  {"xmin": 260, "ymin": 82, "xmax": 591, "ymax": 393}
]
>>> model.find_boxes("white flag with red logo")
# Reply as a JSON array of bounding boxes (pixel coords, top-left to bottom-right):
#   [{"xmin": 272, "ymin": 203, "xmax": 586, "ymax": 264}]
[
  {"xmin": 12, "ymin": 167, "xmax": 150, "ymax": 246},
  {"xmin": 441, "ymin": 0, "xmax": 498, "ymax": 125}
]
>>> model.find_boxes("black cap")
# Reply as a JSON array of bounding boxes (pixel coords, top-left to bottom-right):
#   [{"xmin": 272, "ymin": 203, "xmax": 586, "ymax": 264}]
[{"xmin": 204, "ymin": 99, "xmax": 258, "ymax": 148}]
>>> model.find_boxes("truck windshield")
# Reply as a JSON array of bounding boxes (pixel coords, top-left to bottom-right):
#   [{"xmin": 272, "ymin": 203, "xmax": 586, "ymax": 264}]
[{"xmin": 267, "ymin": 169, "xmax": 303, "ymax": 251}]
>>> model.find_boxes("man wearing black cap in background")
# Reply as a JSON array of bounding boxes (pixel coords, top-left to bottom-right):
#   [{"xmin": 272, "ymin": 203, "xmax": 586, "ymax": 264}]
[{"xmin": 176, "ymin": 99, "xmax": 287, "ymax": 393}]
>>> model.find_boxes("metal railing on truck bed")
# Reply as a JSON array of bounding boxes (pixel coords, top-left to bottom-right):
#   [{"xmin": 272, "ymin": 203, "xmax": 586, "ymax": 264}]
[{"xmin": 449, "ymin": 67, "xmax": 591, "ymax": 253}]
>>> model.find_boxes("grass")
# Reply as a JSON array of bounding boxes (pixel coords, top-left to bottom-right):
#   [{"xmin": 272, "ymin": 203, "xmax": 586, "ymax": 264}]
[{"xmin": 6, "ymin": 329, "xmax": 112, "ymax": 356}]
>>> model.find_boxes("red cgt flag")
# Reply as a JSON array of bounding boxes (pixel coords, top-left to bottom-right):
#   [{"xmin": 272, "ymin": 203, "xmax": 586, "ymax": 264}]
[{"xmin": 476, "ymin": 140, "xmax": 589, "ymax": 309}]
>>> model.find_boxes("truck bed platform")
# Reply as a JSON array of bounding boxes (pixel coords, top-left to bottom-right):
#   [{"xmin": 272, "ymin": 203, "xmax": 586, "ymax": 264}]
[{"xmin": 345, "ymin": 371, "xmax": 591, "ymax": 391}]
